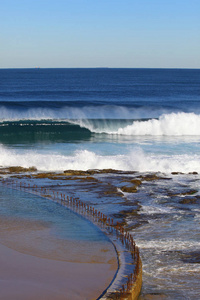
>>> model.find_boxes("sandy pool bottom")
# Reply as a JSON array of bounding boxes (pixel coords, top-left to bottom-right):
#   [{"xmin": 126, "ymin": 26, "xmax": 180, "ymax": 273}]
[{"xmin": 0, "ymin": 217, "xmax": 118, "ymax": 300}]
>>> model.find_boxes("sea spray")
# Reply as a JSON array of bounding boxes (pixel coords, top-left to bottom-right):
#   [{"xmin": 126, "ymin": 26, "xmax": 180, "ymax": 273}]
[
  {"xmin": 1, "ymin": 145, "xmax": 200, "ymax": 173},
  {"xmin": 116, "ymin": 112, "xmax": 200, "ymax": 136},
  {"xmin": 1, "ymin": 111, "xmax": 200, "ymax": 136},
  {"xmin": 0, "ymin": 105, "xmax": 173, "ymax": 121},
  {"xmin": 59, "ymin": 112, "xmax": 200, "ymax": 135}
]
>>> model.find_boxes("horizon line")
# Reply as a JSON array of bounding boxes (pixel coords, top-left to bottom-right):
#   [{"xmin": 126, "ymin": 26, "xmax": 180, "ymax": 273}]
[{"xmin": 0, "ymin": 67, "xmax": 200, "ymax": 70}]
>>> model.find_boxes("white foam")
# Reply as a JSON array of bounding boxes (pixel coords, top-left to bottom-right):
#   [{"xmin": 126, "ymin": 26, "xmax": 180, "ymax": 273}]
[
  {"xmin": 1, "ymin": 108, "xmax": 200, "ymax": 137},
  {"xmin": 69, "ymin": 112, "xmax": 200, "ymax": 136},
  {"xmin": 1, "ymin": 145, "xmax": 200, "ymax": 173},
  {"xmin": 156, "ymin": 264, "xmax": 200, "ymax": 274},
  {"xmin": 138, "ymin": 205, "xmax": 174, "ymax": 215},
  {"xmin": 135, "ymin": 239, "xmax": 200, "ymax": 251},
  {"xmin": 115, "ymin": 112, "xmax": 200, "ymax": 136},
  {"xmin": 0, "ymin": 146, "xmax": 126, "ymax": 172}
]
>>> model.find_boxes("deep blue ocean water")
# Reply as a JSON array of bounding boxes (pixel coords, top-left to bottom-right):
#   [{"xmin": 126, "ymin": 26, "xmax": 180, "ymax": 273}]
[{"xmin": 0, "ymin": 68, "xmax": 200, "ymax": 173}]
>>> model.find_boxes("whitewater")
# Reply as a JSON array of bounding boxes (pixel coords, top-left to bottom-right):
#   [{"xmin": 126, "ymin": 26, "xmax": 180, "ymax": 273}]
[
  {"xmin": 0, "ymin": 110, "xmax": 200, "ymax": 173},
  {"xmin": 0, "ymin": 111, "xmax": 200, "ymax": 173},
  {"xmin": 1, "ymin": 145, "xmax": 200, "ymax": 173},
  {"xmin": 70, "ymin": 112, "xmax": 200, "ymax": 135},
  {"xmin": 1, "ymin": 106, "xmax": 199, "ymax": 137}
]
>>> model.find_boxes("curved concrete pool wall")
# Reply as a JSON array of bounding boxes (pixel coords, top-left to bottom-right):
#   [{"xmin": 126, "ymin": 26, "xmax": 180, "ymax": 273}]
[{"xmin": 126, "ymin": 258, "xmax": 142, "ymax": 300}]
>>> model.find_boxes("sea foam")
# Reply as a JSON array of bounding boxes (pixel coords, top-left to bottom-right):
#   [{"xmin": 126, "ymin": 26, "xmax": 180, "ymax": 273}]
[
  {"xmin": 68, "ymin": 112, "xmax": 200, "ymax": 136},
  {"xmin": 1, "ymin": 145, "xmax": 200, "ymax": 173},
  {"xmin": 115, "ymin": 112, "xmax": 200, "ymax": 136}
]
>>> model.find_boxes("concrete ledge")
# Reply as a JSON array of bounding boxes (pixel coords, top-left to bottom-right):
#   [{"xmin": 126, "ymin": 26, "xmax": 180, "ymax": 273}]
[{"xmin": 126, "ymin": 257, "xmax": 142, "ymax": 300}]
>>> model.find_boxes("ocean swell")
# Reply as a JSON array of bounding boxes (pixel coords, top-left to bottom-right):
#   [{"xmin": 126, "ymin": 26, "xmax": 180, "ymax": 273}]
[
  {"xmin": 66, "ymin": 112, "xmax": 200, "ymax": 136},
  {"xmin": 0, "ymin": 106, "xmax": 200, "ymax": 137},
  {"xmin": 0, "ymin": 104, "xmax": 173, "ymax": 122}
]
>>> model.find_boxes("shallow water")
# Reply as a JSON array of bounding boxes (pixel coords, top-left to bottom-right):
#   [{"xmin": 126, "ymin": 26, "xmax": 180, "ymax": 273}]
[
  {"xmin": 0, "ymin": 184, "xmax": 116, "ymax": 264},
  {"xmin": 131, "ymin": 176, "xmax": 200, "ymax": 299}
]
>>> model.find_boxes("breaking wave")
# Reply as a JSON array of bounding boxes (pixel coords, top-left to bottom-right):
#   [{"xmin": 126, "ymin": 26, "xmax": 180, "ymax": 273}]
[
  {"xmin": 1, "ymin": 145, "xmax": 200, "ymax": 173},
  {"xmin": 77, "ymin": 112, "xmax": 200, "ymax": 136},
  {"xmin": 0, "ymin": 112, "xmax": 200, "ymax": 146},
  {"xmin": 0, "ymin": 101, "xmax": 200, "ymax": 137},
  {"xmin": 115, "ymin": 112, "xmax": 200, "ymax": 136}
]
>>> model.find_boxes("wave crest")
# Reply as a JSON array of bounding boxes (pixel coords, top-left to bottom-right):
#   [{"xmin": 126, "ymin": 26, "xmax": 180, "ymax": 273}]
[
  {"xmin": 67, "ymin": 113, "xmax": 200, "ymax": 136},
  {"xmin": 0, "ymin": 105, "xmax": 168, "ymax": 121},
  {"xmin": 115, "ymin": 113, "xmax": 200, "ymax": 136}
]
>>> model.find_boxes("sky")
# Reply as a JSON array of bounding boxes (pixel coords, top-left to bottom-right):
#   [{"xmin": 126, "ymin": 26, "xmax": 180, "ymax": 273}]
[{"xmin": 0, "ymin": 0, "xmax": 200, "ymax": 68}]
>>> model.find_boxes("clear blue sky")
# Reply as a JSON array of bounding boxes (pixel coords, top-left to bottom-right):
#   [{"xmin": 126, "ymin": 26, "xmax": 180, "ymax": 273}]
[{"xmin": 0, "ymin": 0, "xmax": 200, "ymax": 68}]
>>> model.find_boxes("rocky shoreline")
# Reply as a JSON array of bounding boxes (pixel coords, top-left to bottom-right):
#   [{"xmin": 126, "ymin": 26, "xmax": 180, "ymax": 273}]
[
  {"xmin": 1, "ymin": 166, "xmax": 200, "ymax": 299},
  {"xmin": 1, "ymin": 166, "xmax": 199, "ymax": 229}
]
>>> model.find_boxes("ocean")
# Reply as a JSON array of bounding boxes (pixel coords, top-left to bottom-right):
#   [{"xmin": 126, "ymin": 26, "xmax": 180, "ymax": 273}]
[
  {"xmin": 0, "ymin": 68, "xmax": 200, "ymax": 299},
  {"xmin": 0, "ymin": 68, "xmax": 200, "ymax": 173}
]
